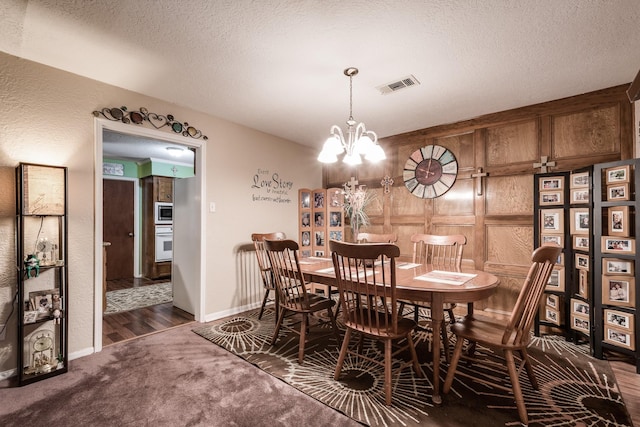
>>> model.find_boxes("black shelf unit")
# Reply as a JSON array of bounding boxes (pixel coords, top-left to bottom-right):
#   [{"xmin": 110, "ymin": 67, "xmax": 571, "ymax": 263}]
[
  {"xmin": 592, "ymin": 159, "xmax": 640, "ymax": 373},
  {"xmin": 16, "ymin": 163, "xmax": 68, "ymax": 385}
]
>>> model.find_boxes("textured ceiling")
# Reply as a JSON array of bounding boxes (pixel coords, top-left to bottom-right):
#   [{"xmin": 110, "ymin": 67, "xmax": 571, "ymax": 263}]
[{"xmin": 3, "ymin": 0, "xmax": 640, "ymax": 154}]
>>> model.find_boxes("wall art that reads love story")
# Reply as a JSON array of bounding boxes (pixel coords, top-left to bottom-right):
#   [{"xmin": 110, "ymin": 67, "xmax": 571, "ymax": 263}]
[{"xmin": 251, "ymin": 168, "xmax": 293, "ymax": 204}]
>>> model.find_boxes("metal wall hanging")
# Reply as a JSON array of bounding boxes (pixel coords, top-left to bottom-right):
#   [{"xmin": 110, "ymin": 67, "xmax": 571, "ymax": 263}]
[{"xmin": 92, "ymin": 106, "xmax": 208, "ymax": 140}]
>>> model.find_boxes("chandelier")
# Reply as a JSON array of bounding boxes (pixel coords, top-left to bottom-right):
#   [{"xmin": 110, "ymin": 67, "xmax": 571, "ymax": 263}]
[{"xmin": 317, "ymin": 67, "xmax": 386, "ymax": 165}]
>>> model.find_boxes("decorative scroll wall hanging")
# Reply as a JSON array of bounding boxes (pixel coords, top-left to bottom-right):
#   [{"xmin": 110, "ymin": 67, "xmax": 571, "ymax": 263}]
[{"xmin": 92, "ymin": 106, "xmax": 208, "ymax": 140}]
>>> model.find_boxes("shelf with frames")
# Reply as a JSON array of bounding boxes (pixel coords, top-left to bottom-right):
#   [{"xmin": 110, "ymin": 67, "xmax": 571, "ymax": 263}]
[
  {"xmin": 592, "ymin": 159, "xmax": 640, "ymax": 373},
  {"xmin": 298, "ymin": 188, "xmax": 345, "ymax": 258},
  {"xmin": 16, "ymin": 163, "xmax": 68, "ymax": 385}
]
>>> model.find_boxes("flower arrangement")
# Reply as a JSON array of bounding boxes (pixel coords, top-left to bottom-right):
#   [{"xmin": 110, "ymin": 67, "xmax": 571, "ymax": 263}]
[{"xmin": 343, "ymin": 184, "xmax": 376, "ymax": 241}]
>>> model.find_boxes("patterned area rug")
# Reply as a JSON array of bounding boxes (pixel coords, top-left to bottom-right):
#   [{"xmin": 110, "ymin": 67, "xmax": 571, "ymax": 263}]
[
  {"xmin": 193, "ymin": 308, "xmax": 632, "ymax": 427},
  {"xmin": 105, "ymin": 283, "xmax": 172, "ymax": 314}
]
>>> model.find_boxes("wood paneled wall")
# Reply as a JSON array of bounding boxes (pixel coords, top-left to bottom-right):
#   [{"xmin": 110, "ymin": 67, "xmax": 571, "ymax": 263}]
[{"xmin": 323, "ymin": 84, "xmax": 633, "ymax": 314}]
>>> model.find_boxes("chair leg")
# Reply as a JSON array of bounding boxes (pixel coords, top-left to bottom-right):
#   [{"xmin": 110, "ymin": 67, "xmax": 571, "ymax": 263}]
[
  {"xmin": 327, "ymin": 306, "xmax": 340, "ymax": 343},
  {"xmin": 446, "ymin": 307, "xmax": 456, "ymax": 324},
  {"xmin": 407, "ymin": 333, "xmax": 424, "ymax": 378},
  {"xmin": 413, "ymin": 304, "xmax": 420, "ymax": 323},
  {"xmin": 443, "ymin": 336, "xmax": 465, "ymax": 394},
  {"xmin": 384, "ymin": 339, "xmax": 393, "ymax": 406},
  {"xmin": 298, "ymin": 313, "xmax": 308, "ymax": 364},
  {"xmin": 505, "ymin": 350, "xmax": 528, "ymax": 426},
  {"xmin": 258, "ymin": 288, "xmax": 270, "ymax": 320},
  {"xmin": 519, "ymin": 349, "xmax": 538, "ymax": 390},
  {"xmin": 334, "ymin": 328, "xmax": 352, "ymax": 380},
  {"xmin": 440, "ymin": 320, "xmax": 451, "ymax": 363},
  {"xmin": 398, "ymin": 301, "xmax": 406, "ymax": 316},
  {"xmin": 271, "ymin": 307, "xmax": 286, "ymax": 345}
]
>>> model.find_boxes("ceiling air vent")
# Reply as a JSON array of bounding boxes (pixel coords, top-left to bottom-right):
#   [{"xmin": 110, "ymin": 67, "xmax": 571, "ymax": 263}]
[{"xmin": 377, "ymin": 75, "xmax": 420, "ymax": 94}]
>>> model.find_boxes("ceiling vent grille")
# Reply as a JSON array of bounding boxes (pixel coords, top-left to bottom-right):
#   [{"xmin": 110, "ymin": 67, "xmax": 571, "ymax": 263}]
[{"xmin": 377, "ymin": 75, "xmax": 420, "ymax": 94}]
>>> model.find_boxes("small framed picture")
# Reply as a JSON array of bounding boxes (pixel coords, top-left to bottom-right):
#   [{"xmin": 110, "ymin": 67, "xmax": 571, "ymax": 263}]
[
  {"xmin": 301, "ymin": 212, "xmax": 311, "ymax": 228},
  {"xmin": 314, "ymin": 231, "xmax": 325, "ymax": 247},
  {"xmin": 570, "ymin": 208, "xmax": 589, "ymax": 234},
  {"xmin": 572, "ymin": 235, "xmax": 589, "ymax": 251},
  {"xmin": 544, "ymin": 307, "xmax": 561, "ymax": 325},
  {"xmin": 28, "ymin": 289, "xmax": 59, "ymax": 321},
  {"xmin": 541, "ymin": 209, "xmax": 563, "ymax": 233},
  {"xmin": 608, "ymin": 206, "xmax": 630, "ymax": 237},
  {"xmin": 328, "ymin": 211, "xmax": 342, "ymax": 227},
  {"xmin": 578, "ymin": 269, "xmax": 589, "ymax": 298},
  {"xmin": 571, "ymin": 314, "xmax": 591, "ymax": 333},
  {"xmin": 300, "ymin": 191, "xmax": 311, "ymax": 209},
  {"xmin": 329, "ymin": 230, "xmax": 343, "ymax": 241},
  {"xmin": 23, "ymin": 310, "xmax": 38, "ymax": 324},
  {"xmin": 605, "ymin": 165, "xmax": 630, "ymax": 184},
  {"xmin": 546, "ymin": 267, "xmax": 565, "ymax": 291},
  {"xmin": 604, "ymin": 308, "xmax": 634, "ymax": 332},
  {"xmin": 540, "ymin": 176, "xmax": 564, "ymax": 190},
  {"xmin": 546, "ymin": 294, "xmax": 560, "ymax": 309},
  {"xmin": 314, "ymin": 212, "xmax": 325, "ymax": 227},
  {"xmin": 602, "ymin": 237, "xmax": 636, "ymax": 254},
  {"xmin": 604, "ymin": 326, "xmax": 635, "ymax": 350},
  {"xmin": 570, "ymin": 171, "xmax": 590, "ymax": 188},
  {"xmin": 542, "ymin": 234, "xmax": 563, "ymax": 247},
  {"xmin": 602, "ymin": 258, "xmax": 634, "ymax": 276},
  {"xmin": 607, "ymin": 183, "xmax": 629, "ymax": 201},
  {"xmin": 328, "ymin": 189, "xmax": 344, "ymax": 207},
  {"xmin": 575, "ymin": 253, "xmax": 589, "ymax": 271},
  {"xmin": 314, "ymin": 250, "xmax": 325, "ymax": 257},
  {"xmin": 313, "ymin": 190, "xmax": 325, "ymax": 208},
  {"xmin": 571, "ymin": 298, "xmax": 590, "ymax": 316},
  {"xmin": 570, "ymin": 188, "xmax": 590, "ymax": 204},
  {"xmin": 602, "ymin": 276, "xmax": 635, "ymax": 308},
  {"xmin": 540, "ymin": 191, "xmax": 563, "ymax": 206},
  {"xmin": 300, "ymin": 231, "xmax": 311, "ymax": 247}
]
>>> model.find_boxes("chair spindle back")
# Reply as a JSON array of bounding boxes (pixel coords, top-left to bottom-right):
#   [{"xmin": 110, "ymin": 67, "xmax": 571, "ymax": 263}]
[
  {"xmin": 264, "ymin": 239, "xmax": 309, "ymax": 311},
  {"xmin": 411, "ymin": 234, "xmax": 466, "ymax": 269}
]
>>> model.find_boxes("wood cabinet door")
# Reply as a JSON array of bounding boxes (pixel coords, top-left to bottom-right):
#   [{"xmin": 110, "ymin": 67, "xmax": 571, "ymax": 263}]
[
  {"xmin": 155, "ymin": 177, "xmax": 174, "ymax": 202},
  {"xmin": 103, "ymin": 179, "xmax": 135, "ymax": 280}
]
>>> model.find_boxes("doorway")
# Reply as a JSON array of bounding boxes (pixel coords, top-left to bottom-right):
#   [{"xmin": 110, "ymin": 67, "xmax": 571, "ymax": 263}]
[{"xmin": 94, "ymin": 118, "xmax": 206, "ymax": 353}]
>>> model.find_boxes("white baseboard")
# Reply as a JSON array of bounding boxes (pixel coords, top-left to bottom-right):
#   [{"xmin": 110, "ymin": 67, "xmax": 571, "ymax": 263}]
[{"xmin": 202, "ymin": 302, "xmax": 261, "ymax": 323}]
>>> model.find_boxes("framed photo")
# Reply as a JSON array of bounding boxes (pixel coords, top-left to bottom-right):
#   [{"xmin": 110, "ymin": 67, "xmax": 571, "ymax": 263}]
[
  {"xmin": 570, "ymin": 172, "xmax": 590, "ymax": 188},
  {"xmin": 570, "ymin": 188, "xmax": 590, "ymax": 204},
  {"xmin": 301, "ymin": 212, "xmax": 311, "ymax": 228},
  {"xmin": 604, "ymin": 326, "xmax": 635, "ymax": 350},
  {"xmin": 602, "ymin": 236, "xmax": 636, "ymax": 254},
  {"xmin": 314, "ymin": 250, "xmax": 325, "ymax": 257},
  {"xmin": 23, "ymin": 310, "xmax": 38, "ymax": 324},
  {"xmin": 602, "ymin": 258, "xmax": 634, "ymax": 276},
  {"xmin": 604, "ymin": 309, "xmax": 634, "ymax": 332},
  {"xmin": 571, "ymin": 314, "xmax": 590, "ymax": 333},
  {"xmin": 570, "ymin": 208, "xmax": 589, "ymax": 234},
  {"xmin": 328, "ymin": 211, "xmax": 342, "ymax": 227},
  {"xmin": 541, "ymin": 209, "xmax": 563, "ymax": 233},
  {"xmin": 555, "ymin": 252, "xmax": 565, "ymax": 267},
  {"xmin": 571, "ymin": 298, "xmax": 590, "ymax": 316},
  {"xmin": 607, "ymin": 183, "xmax": 630, "ymax": 201},
  {"xmin": 314, "ymin": 231, "xmax": 325, "ymax": 247},
  {"xmin": 540, "ymin": 191, "xmax": 563, "ymax": 206},
  {"xmin": 605, "ymin": 165, "xmax": 630, "ymax": 184},
  {"xmin": 608, "ymin": 206, "xmax": 630, "ymax": 237},
  {"xmin": 28, "ymin": 289, "xmax": 59, "ymax": 321},
  {"xmin": 578, "ymin": 269, "xmax": 589, "ymax": 298},
  {"xmin": 545, "ymin": 267, "xmax": 565, "ymax": 291},
  {"xmin": 572, "ymin": 235, "xmax": 589, "ymax": 251},
  {"xmin": 300, "ymin": 231, "xmax": 311, "ymax": 247},
  {"xmin": 314, "ymin": 212, "xmax": 325, "ymax": 227},
  {"xmin": 313, "ymin": 191, "xmax": 325, "ymax": 208},
  {"xmin": 544, "ymin": 307, "xmax": 561, "ymax": 325},
  {"xmin": 300, "ymin": 191, "xmax": 311, "ymax": 209},
  {"xmin": 602, "ymin": 276, "xmax": 635, "ymax": 307},
  {"xmin": 329, "ymin": 230, "xmax": 343, "ymax": 241},
  {"xmin": 539, "ymin": 176, "xmax": 564, "ymax": 190},
  {"xmin": 575, "ymin": 253, "xmax": 589, "ymax": 271},
  {"xmin": 328, "ymin": 189, "xmax": 343, "ymax": 207},
  {"xmin": 541, "ymin": 234, "xmax": 563, "ymax": 247},
  {"xmin": 546, "ymin": 294, "xmax": 560, "ymax": 309}
]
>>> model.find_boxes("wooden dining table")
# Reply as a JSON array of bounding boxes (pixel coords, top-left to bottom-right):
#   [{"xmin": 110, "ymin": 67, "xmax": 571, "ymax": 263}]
[{"xmin": 297, "ymin": 256, "xmax": 500, "ymax": 404}]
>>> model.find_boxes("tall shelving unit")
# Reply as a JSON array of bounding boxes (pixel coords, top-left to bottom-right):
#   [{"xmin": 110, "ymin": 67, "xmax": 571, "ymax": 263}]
[
  {"xmin": 299, "ymin": 188, "xmax": 344, "ymax": 258},
  {"xmin": 16, "ymin": 163, "xmax": 68, "ymax": 385},
  {"xmin": 593, "ymin": 159, "xmax": 640, "ymax": 373}
]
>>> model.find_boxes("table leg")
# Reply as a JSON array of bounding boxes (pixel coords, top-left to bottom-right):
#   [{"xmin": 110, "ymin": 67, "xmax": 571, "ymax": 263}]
[{"xmin": 431, "ymin": 293, "xmax": 444, "ymax": 404}]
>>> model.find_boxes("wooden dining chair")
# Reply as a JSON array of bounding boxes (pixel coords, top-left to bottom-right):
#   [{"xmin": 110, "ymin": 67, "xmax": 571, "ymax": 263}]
[
  {"xmin": 330, "ymin": 240, "xmax": 423, "ymax": 406},
  {"xmin": 264, "ymin": 238, "xmax": 340, "ymax": 364},
  {"xmin": 442, "ymin": 244, "xmax": 562, "ymax": 426},
  {"xmin": 356, "ymin": 232, "xmax": 398, "ymax": 244},
  {"xmin": 251, "ymin": 232, "xmax": 285, "ymax": 320},
  {"xmin": 399, "ymin": 233, "xmax": 467, "ymax": 360}
]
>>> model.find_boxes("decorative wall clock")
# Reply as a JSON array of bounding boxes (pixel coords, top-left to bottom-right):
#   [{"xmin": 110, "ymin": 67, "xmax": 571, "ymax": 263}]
[{"xmin": 403, "ymin": 145, "xmax": 458, "ymax": 198}]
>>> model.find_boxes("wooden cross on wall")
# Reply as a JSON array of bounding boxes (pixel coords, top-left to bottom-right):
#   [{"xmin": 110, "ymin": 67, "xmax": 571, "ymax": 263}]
[
  {"xmin": 533, "ymin": 156, "xmax": 556, "ymax": 173},
  {"xmin": 380, "ymin": 175, "xmax": 394, "ymax": 193},
  {"xmin": 470, "ymin": 167, "xmax": 488, "ymax": 196},
  {"xmin": 345, "ymin": 176, "xmax": 359, "ymax": 193}
]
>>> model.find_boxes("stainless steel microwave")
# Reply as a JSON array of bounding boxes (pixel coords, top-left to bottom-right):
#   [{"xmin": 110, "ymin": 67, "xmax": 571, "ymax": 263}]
[{"xmin": 154, "ymin": 202, "xmax": 173, "ymax": 224}]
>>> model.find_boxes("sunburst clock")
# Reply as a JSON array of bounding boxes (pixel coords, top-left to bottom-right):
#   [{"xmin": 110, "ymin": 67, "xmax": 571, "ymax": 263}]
[{"xmin": 403, "ymin": 145, "xmax": 458, "ymax": 198}]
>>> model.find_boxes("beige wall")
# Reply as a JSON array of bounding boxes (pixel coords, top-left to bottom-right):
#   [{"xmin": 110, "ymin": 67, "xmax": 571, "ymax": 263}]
[{"xmin": 0, "ymin": 52, "xmax": 322, "ymax": 375}]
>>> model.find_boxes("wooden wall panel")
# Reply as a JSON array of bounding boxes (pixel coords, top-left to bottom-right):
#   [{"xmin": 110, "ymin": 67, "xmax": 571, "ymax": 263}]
[
  {"xmin": 434, "ymin": 178, "xmax": 474, "ymax": 216},
  {"xmin": 485, "ymin": 224, "xmax": 533, "ymax": 268},
  {"xmin": 552, "ymin": 105, "xmax": 620, "ymax": 159},
  {"xmin": 485, "ymin": 175, "xmax": 534, "ymax": 216},
  {"xmin": 486, "ymin": 120, "xmax": 538, "ymax": 166},
  {"xmin": 390, "ymin": 185, "xmax": 425, "ymax": 217}
]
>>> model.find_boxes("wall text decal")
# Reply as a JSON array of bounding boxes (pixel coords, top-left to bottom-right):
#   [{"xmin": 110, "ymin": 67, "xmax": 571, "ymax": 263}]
[{"xmin": 251, "ymin": 168, "xmax": 293, "ymax": 204}]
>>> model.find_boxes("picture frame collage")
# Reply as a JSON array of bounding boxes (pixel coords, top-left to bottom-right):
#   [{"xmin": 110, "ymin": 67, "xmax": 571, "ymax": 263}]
[
  {"xmin": 299, "ymin": 188, "xmax": 345, "ymax": 258},
  {"xmin": 538, "ymin": 175, "xmax": 567, "ymax": 325}
]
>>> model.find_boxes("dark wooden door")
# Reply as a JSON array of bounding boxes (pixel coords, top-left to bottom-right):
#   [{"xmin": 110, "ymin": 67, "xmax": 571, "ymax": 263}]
[{"xmin": 103, "ymin": 179, "xmax": 134, "ymax": 280}]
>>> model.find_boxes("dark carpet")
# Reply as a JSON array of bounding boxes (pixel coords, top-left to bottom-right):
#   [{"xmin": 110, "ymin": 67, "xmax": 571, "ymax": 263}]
[{"xmin": 193, "ymin": 308, "xmax": 633, "ymax": 427}]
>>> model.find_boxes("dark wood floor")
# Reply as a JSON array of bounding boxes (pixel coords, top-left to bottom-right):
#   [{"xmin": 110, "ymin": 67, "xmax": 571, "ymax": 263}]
[{"xmin": 103, "ymin": 277, "xmax": 194, "ymax": 346}]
